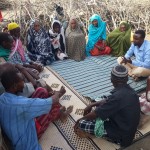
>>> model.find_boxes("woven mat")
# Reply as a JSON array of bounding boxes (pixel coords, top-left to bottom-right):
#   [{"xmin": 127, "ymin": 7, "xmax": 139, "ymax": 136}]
[
  {"xmin": 38, "ymin": 68, "xmax": 150, "ymax": 150},
  {"xmin": 49, "ymin": 56, "xmax": 146, "ymax": 100}
]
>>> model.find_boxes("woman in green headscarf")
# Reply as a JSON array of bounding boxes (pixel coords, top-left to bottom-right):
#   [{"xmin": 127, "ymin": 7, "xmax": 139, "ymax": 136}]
[{"xmin": 106, "ymin": 21, "xmax": 132, "ymax": 57}]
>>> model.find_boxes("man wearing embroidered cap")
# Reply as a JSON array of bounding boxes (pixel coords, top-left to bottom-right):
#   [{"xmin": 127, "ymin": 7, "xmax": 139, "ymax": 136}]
[{"xmin": 74, "ymin": 65, "xmax": 140, "ymax": 147}]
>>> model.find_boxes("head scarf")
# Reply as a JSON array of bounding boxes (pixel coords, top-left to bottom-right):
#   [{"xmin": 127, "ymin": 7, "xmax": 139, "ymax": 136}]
[
  {"xmin": 106, "ymin": 21, "xmax": 131, "ymax": 56},
  {"xmin": 86, "ymin": 14, "xmax": 106, "ymax": 56},
  {"xmin": 119, "ymin": 21, "xmax": 130, "ymax": 30},
  {"xmin": 65, "ymin": 17, "xmax": 82, "ymax": 36},
  {"xmin": 27, "ymin": 20, "xmax": 54, "ymax": 65},
  {"xmin": 8, "ymin": 22, "xmax": 19, "ymax": 31},
  {"xmin": 49, "ymin": 20, "xmax": 66, "ymax": 52},
  {"xmin": 49, "ymin": 20, "xmax": 62, "ymax": 38},
  {"xmin": 65, "ymin": 17, "xmax": 86, "ymax": 61},
  {"xmin": 7, "ymin": 22, "xmax": 26, "ymax": 62},
  {"xmin": 0, "ymin": 46, "xmax": 11, "ymax": 61}
]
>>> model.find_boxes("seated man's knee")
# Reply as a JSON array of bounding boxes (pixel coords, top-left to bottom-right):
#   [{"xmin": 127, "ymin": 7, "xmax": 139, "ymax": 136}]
[{"xmin": 134, "ymin": 67, "xmax": 149, "ymax": 77}]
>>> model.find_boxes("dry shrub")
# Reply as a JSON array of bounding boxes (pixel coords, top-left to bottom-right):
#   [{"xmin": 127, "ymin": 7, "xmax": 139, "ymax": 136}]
[{"xmin": 1, "ymin": 0, "xmax": 150, "ymax": 35}]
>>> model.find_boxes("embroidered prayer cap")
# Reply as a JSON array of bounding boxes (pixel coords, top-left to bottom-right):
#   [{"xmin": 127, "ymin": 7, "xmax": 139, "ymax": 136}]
[
  {"xmin": 8, "ymin": 22, "xmax": 19, "ymax": 31},
  {"xmin": 111, "ymin": 65, "xmax": 128, "ymax": 78}
]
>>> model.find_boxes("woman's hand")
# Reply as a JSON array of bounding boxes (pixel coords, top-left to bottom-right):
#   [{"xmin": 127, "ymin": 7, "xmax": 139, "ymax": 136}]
[{"xmin": 95, "ymin": 44, "xmax": 104, "ymax": 51}]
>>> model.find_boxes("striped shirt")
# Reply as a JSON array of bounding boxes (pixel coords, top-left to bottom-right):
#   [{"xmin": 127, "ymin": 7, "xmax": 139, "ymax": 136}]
[{"xmin": 0, "ymin": 92, "xmax": 53, "ymax": 150}]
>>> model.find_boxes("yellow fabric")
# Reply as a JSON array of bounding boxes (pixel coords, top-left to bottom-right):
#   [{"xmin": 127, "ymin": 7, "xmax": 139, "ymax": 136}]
[
  {"xmin": 130, "ymin": 32, "xmax": 134, "ymax": 42},
  {"xmin": 8, "ymin": 22, "xmax": 19, "ymax": 31}
]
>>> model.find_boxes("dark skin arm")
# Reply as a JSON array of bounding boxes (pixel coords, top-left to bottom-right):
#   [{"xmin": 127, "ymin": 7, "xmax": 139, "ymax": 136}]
[
  {"xmin": 23, "ymin": 62, "xmax": 44, "ymax": 73},
  {"xmin": 15, "ymin": 64, "xmax": 38, "ymax": 88},
  {"xmin": 83, "ymin": 100, "xmax": 107, "ymax": 116},
  {"xmin": 25, "ymin": 68, "xmax": 40, "ymax": 80},
  {"xmin": 120, "ymin": 56, "xmax": 132, "ymax": 64},
  {"xmin": 74, "ymin": 99, "xmax": 106, "ymax": 133}
]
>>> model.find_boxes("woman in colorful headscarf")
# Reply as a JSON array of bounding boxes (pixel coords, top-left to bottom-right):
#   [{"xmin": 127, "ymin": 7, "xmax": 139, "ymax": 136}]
[
  {"xmin": 27, "ymin": 20, "xmax": 54, "ymax": 65},
  {"xmin": 106, "ymin": 21, "xmax": 132, "ymax": 57},
  {"xmin": 65, "ymin": 17, "xmax": 86, "ymax": 61},
  {"xmin": 86, "ymin": 14, "xmax": 110, "ymax": 56},
  {"xmin": 8, "ymin": 22, "xmax": 31, "ymax": 64},
  {"xmin": 49, "ymin": 20, "xmax": 67, "ymax": 60}
]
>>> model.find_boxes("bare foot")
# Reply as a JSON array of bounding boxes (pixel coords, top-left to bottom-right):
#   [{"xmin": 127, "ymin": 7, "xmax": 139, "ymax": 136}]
[
  {"xmin": 75, "ymin": 128, "xmax": 93, "ymax": 138},
  {"xmin": 59, "ymin": 86, "xmax": 66, "ymax": 97},
  {"xmin": 60, "ymin": 106, "xmax": 73, "ymax": 123},
  {"xmin": 60, "ymin": 106, "xmax": 66, "ymax": 112},
  {"xmin": 46, "ymin": 84, "xmax": 54, "ymax": 96}
]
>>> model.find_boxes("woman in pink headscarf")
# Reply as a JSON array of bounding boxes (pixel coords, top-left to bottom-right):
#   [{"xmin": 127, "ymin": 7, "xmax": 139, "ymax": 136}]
[{"xmin": 7, "ymin": 22, "xmax": 30, "ymax": 64}]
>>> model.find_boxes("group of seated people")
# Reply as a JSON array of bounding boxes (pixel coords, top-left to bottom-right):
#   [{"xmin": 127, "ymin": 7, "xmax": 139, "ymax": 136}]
[
  {"xmin": 1, "ymin": 63, "xmax": 150, "ymax": 150},
  {"xmin": 0, "ymin": 17, "xmax": 86, "ymax": 64},
  {"xmin": 0, "ymin": 62, "xmax": 73, "ymax": 150},
  {"xmin": 1, "ymin": 14, "xmax": 150, "ymax": 81},
  {"xmin": 0, "ymin": 13, "xmax": 150, "ymax": 150}
]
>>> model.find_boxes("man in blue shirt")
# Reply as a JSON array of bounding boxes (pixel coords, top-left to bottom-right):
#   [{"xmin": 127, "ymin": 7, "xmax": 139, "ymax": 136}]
[
  {"xmin": 117, "ymin": 30, "xmax": 150, "ymax": 81},
  {"xmin": 0, "ymin": 69, "xmax": 66, "ymax": 150}
]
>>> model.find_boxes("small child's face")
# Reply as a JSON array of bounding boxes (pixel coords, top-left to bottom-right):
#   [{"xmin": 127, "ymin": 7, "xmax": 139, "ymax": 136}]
[{"xmin": 53, "ymin": 26, "xmax": 60, "ymax": 33}]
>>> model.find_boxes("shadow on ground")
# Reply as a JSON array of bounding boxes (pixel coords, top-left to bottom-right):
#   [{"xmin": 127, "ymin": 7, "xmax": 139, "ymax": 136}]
[{"xmin": 121, "ymin": 132, "xmax": 150, "ymax": 150}]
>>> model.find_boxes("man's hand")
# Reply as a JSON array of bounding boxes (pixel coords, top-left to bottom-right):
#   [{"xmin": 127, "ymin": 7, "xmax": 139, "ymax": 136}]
[
  {"xmin": 83, "ymin": 105, "xmax": 92, "ymax": 116},
  {"xmin": 120, "ymin": 57, "xmax": 132, "ymax": 64}
]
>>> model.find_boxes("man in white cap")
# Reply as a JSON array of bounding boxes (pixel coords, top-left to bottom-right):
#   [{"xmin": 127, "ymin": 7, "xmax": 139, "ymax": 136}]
[{"xmin": 74, "ymin": 65, "xmax": 140, "ymax": 147}]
